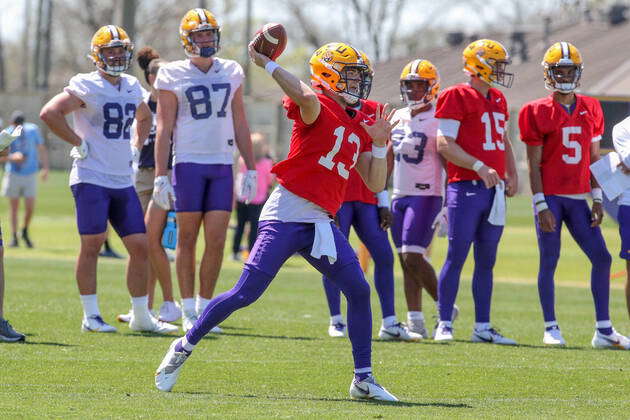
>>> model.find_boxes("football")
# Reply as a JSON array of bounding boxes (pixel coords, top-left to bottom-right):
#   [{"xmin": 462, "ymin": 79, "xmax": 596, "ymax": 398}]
[{"xmin": 252, "ymin": 23, "xmax": 287, "ymax": 61}]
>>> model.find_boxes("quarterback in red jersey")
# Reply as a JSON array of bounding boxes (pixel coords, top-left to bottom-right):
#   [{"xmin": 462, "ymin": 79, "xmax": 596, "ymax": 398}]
[
  {"xmin": 434, "ymin": 39, "xmax": 518, "ymax": 345},
  {"xmin": 519, "ymin": 42, "xmax": 629, "ymax": 348},
  {"xmin": 155, "ymin": 41, "xmax": 401, "ymax": 401}
]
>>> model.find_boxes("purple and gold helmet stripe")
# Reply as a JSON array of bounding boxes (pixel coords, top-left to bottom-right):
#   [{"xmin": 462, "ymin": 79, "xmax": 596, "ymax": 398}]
[
  {"xmin": 108, "ymin": 25, "xmax": 120, "ymax": 40},
  {"xmin": 560, "ymin": 42, "xmax": 570, "ymax": 60},
  {"xmin": 195, "ymin": 8, "xmax": 207, "ymax": 23}
]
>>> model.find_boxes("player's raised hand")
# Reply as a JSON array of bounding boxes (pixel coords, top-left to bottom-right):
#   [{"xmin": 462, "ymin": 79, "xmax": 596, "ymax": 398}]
[
  {"xmin": 360, "ymin": 104, "xmax": 396, "ymax": 147},
  {"xmin": 477, "ymin": 165, "xmax": 501, "ymax": 189},
  {"xmin": 591, "ymin": 201, "xmax": 604, "ymax": 227},
  {"xmin": 537, "ymin": 208, "xmax": 556, "ymax": 232},
  {"xmin": 248, "ymin": 42, "xmax": 271, "ymax": 68}
]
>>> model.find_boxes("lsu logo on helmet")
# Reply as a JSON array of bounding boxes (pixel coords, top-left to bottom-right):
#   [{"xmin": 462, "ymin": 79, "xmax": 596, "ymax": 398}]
[
  {"xmin": 180, "ymin": 8, "xmax": 221, "ymax": 58},
  {"xmin": 542, "ymin": 42, "xmax": 583, "ymax": 93},
  {"xmin": 89, "ymin": 25, "xmax": 134, "ymax": 76},
  {"xmin": 309, "ymin": 43, "xmax": 372, "ymax": 104},
  {"xmin": 399, "ymin": 59, "xmax": 440, "ymax": 109},
  {"xmin": 463, "ymin": 39, "xmax": 513, "ymax": 88}
]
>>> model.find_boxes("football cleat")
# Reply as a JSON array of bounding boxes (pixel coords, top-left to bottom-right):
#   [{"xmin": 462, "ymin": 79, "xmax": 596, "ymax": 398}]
[
  {"xmin": 328, "ymin": 322, "xmax": 347, "ymax": 338},
  {"xmin": 159, "ymin": 301, "xmax": 182, "ymax": 323},
  {"xmin": 81, "ymin": 315, "xmax": 117, "ymax": 333},
  {"xmin": 182, "ymin": 310, "xmax": 198, "ymax": 332},
  {"xmin": 471, "ymin": 327, "xmax": 517, "ymax": 345},
  {"xmin": 378, "ymin": 322, "xmax": 422, "ymax": 342},
  {"xmin": 407, "ymin": 318, "xmax": 428, "ymax": 339},
  {"xmin": 155, "ymin": 339, "xmax": 191, "ymax": 392},
  {"xmin": 433, "ymin": 322, "xmax": 454, "ymax": 342},
  {"xmin": 0, "ymin": 319, "xmax": 26, "ymax": 342},
  {"xmin": 432, "ymin": 305, "xmax": 460, "ymax": 339},
  {"xmin": 349, "ymin": 375, "xmax": 399, "ymax": 402},
  {"xmin": 116, "ymin": 309, "xmax": 132, "ymax": 323},
  {"xmin": 129, "ymin": 313, "xmax": 178, "ymax": 334},
  {"xmin": 591, "ymin": 329, "xmax": 630, "ymax": 350},
  {"xmin": 543, "ymin": 326, "xmax": 566, "ymax": 346}
]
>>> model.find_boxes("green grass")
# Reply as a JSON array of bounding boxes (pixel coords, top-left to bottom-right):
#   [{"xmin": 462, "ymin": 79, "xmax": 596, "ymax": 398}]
[{"xmin": 1, "ymin": 170, "xmax": 630, "ymax": 418}]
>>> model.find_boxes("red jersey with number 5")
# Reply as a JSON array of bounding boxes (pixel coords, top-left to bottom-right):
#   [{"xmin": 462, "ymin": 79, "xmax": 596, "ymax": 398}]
[
  {"xmin": 435, "ymin": 83, "xmax": 509, "ymax": 183},
  {"xmin": 272, "ymin": 93, "xmax": 372, "ymax": 215},
  {"xmin": 519, "ymin": 94, "xmax": 604, "ymax": 195},
  {"xmin": 344, "ymin": 99, "xmax": 381, "ymax": 204}
]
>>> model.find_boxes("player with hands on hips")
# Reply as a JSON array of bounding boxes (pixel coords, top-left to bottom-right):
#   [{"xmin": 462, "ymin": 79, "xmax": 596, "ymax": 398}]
[
  {"xmin": 521, "ymin": 42, "xmax": 629, "ymax": 348},
  {"xmin": 155, "ymin": 39, "xmax": 399, "ymax": 401},
  {"xmin": 434, "ymin": 39, "xmax": 518, "ymax": 345}
]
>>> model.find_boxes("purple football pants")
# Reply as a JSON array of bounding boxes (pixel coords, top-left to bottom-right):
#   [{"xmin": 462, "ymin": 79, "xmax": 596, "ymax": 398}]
[
  {"xmin": 438, "ymin": 181, "xmax": 503, "ymax": 323},
  {"xmin": 322, "ymin": 201, "xmax": 395, "ymax": 319},
  {"xmin": 185, "ymin": 220, "xmax": 373, "ymax": 370},
  {"xmin": 535, "ymin": 195, "xmax": 611, "ymax": 322}
]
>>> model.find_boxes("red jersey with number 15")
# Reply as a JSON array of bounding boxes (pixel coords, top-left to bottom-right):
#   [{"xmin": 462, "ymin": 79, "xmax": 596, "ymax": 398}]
[
  {"xmin": 272, "ymin": 93, "xmax": 372, "ymax": 216},
  {"xmin": 344, "ymin": 99, "xmax": 381, "ymax": 205},
  {"xmin": 435, "ymin": 83, "xmax": 509, "ymax": 183},
  {"xmin": 519, "ymin": 94, "xmax": 604, "ymax": 195}
]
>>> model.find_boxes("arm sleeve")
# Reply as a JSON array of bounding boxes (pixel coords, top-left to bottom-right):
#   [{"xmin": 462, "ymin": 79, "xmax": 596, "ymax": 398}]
[
  {"xmin": 63, "ymin": 75, "xmax": 91, "ymax": 104},
  {"xmin": 518, "ymin": 105, "xmax": 543, "ymax": 146},
  {"xmin": 591, "ymin": 99, "xmax": 605, "ymax": 142},
  {"xmin": 612, "ymin": 120, "xmax": 630, "ymax": 166},
  {"xmin": 434, "ymin": 88, "xmax": 465, "ymax": 121},
  {"xmin": 436, "ymin": 119, "xmax": 461, "ymax": 139},
  {"xmin": 231, "ymin": 61, "xmax": 245, "ymax": 90},
  {"xmin": 154, "ymin": 67, "xmax": 174, "ymax": 91}
]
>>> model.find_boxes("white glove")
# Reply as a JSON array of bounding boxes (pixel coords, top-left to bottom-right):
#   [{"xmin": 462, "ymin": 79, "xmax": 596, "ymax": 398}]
[
  {"xmin": 431, "ymin": 206, "xmax": 448, "ymax": 238},
  {"xmin": 70, "ymin": 140, "xmax": 89, "ymax": 160},
  {"xmin": 0, "ymin": 125, "xmax": 23, "ymax": 151},
  {"xmin": 240, "ymin": 170, "xmax": 258, "ymax": 204},
  {"xmin": 152, "ymin": 175, "xmax": 175, "ymax": 210}
]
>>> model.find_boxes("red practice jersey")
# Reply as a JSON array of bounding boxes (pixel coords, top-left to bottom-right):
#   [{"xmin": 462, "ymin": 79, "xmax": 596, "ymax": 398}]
[
  {"xmin": 435, "ymin": 83, "xmax": 509, "ymax": 183},
  {"xmin": 344, "ymin": 99, "xmax": 381, "ymax": 205},
  {"xmin": 519, "ymin": 94, "xmax": 604, "ymax": 195},
  {"xmin": 272, "ymin": 93, "xmax": 372, "ymax": 215}
]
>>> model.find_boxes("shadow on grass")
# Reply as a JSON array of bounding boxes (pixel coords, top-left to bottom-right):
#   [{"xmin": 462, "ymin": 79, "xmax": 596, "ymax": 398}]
[
  {"xmin": 181, "ymin": 391, "xmax": 473, "ymax": 408},
  {"xmin": 22, "ymin": 341, "xmax": 76, "ymax": 347},
  {"xmin": 218, "ymin": 332, "xmax": 317, "ymax": 341},
  {"xmin": 121, "ymin": 332, "xmax": 218, "ymax": 340}
]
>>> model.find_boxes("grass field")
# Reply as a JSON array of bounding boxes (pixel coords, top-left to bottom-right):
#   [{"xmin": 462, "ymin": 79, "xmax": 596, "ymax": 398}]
[{"xmin": 1, "ymin": 170, "xmax": 630, "ymax": 418}]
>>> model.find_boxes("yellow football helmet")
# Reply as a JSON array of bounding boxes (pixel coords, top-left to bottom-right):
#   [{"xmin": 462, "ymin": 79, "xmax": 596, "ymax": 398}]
[
  {"xmin": 89, "ymin": 25, "xmax": 134, "ymax": 76},
  {"xmin": 309, "ymin": 43, "xmax": 371, "ymax": 103},
  {"xmin": 400, "ymin": 59, "xmax": 440, "ymax": 109},
  {"xmin": 180, "ymin": 8, "xmax": 221, "ymax": 58},
  {"xmin": 463, "ymin": 39, "xmax": 513, "ymax": 88},
  {"xmin": 542, "ymin": 42, "xmax": 583, "ymax": 93}
]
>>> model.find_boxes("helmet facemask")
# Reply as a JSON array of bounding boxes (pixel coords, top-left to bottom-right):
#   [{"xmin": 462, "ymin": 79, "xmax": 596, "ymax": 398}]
[
  {"xmin": 400, "ymin": 79, "xmax": 433, "ymax": 110},
  {"xmin": 188, "ymin": 27, "xmax": 221, "ymax": 58},
  {"xmin": 336, "ymin": 65, "xmax": 371, "ymax": 105},
  {"xmin": 485, "ymin": 58, "xmax": 513, "ymax": 88},
  {"xmin": 98, "ymin": 43, "xmax": 133, "ymax": 76},
  {"xmin": 544, "ymin": 63, "xmax": 582, "ymax": 94}
]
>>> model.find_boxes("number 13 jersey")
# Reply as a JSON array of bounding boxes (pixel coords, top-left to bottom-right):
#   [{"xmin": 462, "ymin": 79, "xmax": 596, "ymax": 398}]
[
  {"xmin": 391, "ymin": 106, "xmax": 443, "ymax": 197},
  {"xmin": 154, "ymin": 58, "xmax": 244, "ymax": 165},
  {"xmin": 519, "ymin": 94, "xmax": 604, "ymax": 195},
  {"xmin": 273, "ymin": 93, "xmax": 372, "ymax": 216},
  {"xmin": 435, "ymin": 83, "xmax": 509, "ymax": 183}
]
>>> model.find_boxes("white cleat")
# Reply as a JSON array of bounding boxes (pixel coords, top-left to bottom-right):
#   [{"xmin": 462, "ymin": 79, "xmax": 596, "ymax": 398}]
[
  {"xmin": 592, "ymin": 329, "xmax": 630, "ymax": 350},
  {"xmin": 328, "ymin": 322, "xmax": 347, "ymax": 338},
  {"xmin": 159, "ymin": 301, "xmax": 182, "ymax": 323},
  {"xmin": 543, "ymin": 326, "xmax": 566, "ymax": 346},
  {"xmin": 433, "ymin": 322, "xmax": 453, "ymax": 342},
  {"xmin": 182, "ymin": 311, "xmax": 198, "ymax": 332},
  {"xmin": 129, "ymin": 313, "xmax": 178, "ymax": 334},
  {"xmin": 471, "ymin": 327, "xmax": 517, "ymax": 345},
  {"xmin": 349, "ymin": 376, "xmax": 399, "ymax": 402},
  {"xmin": 116, "ymin": 309, "xmax": 132, "ymax": 323},
  {"xmin": 378, "ymin": 323, "xmax": 422, "ymax": 342},
  {"xmin": 81, "ymin": 315, "xmax": 117, "ymax": 333},
  {"xmin": 155, "ymin": 339, "xmax": 191, "ymax": 392},
  {"xmin": 407, "ymin": 318, "xmax": 428, "ymax": 339},
  {"xmin": 432, "ymin": 305, "xmax": 459, "ymax": 339}
]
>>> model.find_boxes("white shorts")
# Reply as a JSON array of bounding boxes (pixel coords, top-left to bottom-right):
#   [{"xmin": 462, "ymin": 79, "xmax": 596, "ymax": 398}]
[{"xmin": 1, "ymin": 172, "xmax": 37, "ymax": 198}]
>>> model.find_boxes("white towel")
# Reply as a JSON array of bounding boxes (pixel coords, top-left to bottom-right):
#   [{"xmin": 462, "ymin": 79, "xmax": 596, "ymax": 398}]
[
  {"xmin": 311, "ymin": 222, "xmax": 337, "ymax": 264},
  {"xmin": 488, "ymin": 181, "xmax": 506, "ymax": 226}
]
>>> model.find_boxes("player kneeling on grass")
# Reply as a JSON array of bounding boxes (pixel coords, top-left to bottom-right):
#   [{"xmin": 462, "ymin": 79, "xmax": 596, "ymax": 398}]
[
  {"xmin": 155, "ymin": 40, "xmax": 400, "ymax": 401},
  {"xmin": 39, "ymin": 25, "xmax": 177, "ymax": 335},
  {"xmin": 521, "ymin": 42, "xmax": 630, "ymax": 348},
  {"xmin": 434, "ymin": 39, "xmax": 519, "ymax": 345}
]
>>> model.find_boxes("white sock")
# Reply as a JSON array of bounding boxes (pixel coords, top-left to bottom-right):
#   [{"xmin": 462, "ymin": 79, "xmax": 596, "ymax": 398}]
[
  {"xmin": 544, "ymin": 321, "xmax": 558, "ymax": 329},
  {"xmin": 438, "ymin": 320, "xmax": 452, "ymax": 328},
  {"xmin": 181, "ymin": 336, "xmax": 195, "ymax": 352},
  {"xmin": 474, "ymin": 322, "xmax": 491, "ymax": 331},
  {"xmin": 195, "ymin": 296, "xmax": 212, "ymax": 316},
  {"xmin": 182, "ymin": 298, "xmax": 196, "ymax": 315},
  {"xmin": 596, "ymin": 320, "xmax": 612, "ymax": 330},
  {"xmin": 407, "ymin": 311, "xmax": 424, "ymax": 321},
  {"xmin": 382, "ymin": 315, "xmax": 397, "ymax": 328},
  {"xmin": 80, "ymin": 294, "xmax": 100, "ymax": 318},
  {"xmin": 330, "ymin": 314, "xmax": 344, "ymax": 325},
  {"xmin": 131, "ymin": 295, "xmax": 150, "ymax": 318}
]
